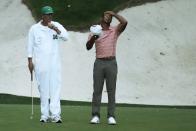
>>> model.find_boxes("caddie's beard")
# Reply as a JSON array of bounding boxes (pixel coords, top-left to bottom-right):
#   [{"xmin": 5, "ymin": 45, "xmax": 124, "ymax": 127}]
[
  {"xmin": 46, "ymin": 18, "xmax": 52, "ymax": 23},
  {"xmin": 42, "ymin": 16, "xmax": 52, "ymax": 23},
  {"xmin": 48, "ymin": 20, "xmax": 52, "ymax": 23}
]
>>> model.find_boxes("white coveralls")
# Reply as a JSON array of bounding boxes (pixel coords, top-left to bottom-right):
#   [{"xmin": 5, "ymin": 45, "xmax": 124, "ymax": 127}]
[{"xmin": 27, "ymin": 21, "xmax": 68, "ymax": 120}]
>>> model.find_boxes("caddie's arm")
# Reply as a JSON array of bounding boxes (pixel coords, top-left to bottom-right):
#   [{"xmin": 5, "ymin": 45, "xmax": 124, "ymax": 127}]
[
  {"xmin": 105, "ymin": 11, "xmax": 128, "ymax": 35},
  {"xmin": 48, "ymin": 23, "xmax": 61, "ymax": 34},
  {"xmin": 48, "ymin": 22, "xmax": 69, "ymax": 41},
  {"xmin": 86, "ymin": 35, "xmax": 99, "ymax": 50},
  {"xmin": 27, "ymin": 28, "xmax": 34, "ymax": 74}
]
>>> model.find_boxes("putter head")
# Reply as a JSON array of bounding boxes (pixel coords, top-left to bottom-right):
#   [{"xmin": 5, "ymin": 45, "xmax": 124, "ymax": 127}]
[{"xmin": 30, "ymin": 116, "xmax": 33, "ymax": 119}]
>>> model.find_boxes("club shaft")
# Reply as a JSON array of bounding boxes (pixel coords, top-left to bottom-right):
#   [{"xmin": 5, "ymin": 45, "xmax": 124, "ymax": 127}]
[
  {"xmin": 29, "ymin": 58, "xmax": 34, "ymax": 119},
  {"xmin": 31, "ymin": 77, "xmax": 34, "ymax": 116}
]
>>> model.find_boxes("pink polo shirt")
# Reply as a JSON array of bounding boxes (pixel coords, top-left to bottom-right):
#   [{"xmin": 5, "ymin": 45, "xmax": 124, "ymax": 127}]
[{"xmin": 89, "ymin": 26, "xmax": 119, "ymax": 58}]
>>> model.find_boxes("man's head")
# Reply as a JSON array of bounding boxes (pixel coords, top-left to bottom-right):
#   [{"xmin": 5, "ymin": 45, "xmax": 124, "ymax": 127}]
[
  {"xmin": 41, "ymin": 6, "xmax": 54, "ymax": 23},
  {"xmin": 100, "ymin": 13, "xmax": 112, "ymax": 30}
]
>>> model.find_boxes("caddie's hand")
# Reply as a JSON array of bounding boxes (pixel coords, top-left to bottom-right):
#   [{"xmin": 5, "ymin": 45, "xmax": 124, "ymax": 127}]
[
  {"xmin": 48, "ymin": 22, "xmax": 55, "ymax": 29},
  {"xmin": 28, "ymin": 62, "xmax": 34, "ymax": 74},
  {"xmin": 104, "ymin": 11, "xmax": 115, "ymax": 16},
  {"xmin": 48, "ymin": 22, "xmax": 61, "ymax": 34}
]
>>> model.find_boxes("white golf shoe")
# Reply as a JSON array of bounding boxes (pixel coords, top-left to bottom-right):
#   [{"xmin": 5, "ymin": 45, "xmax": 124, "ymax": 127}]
[
  {"xmin": 51, "ymin": 117, "xmax": 62, "ymax": 123},
  {"xmin": 108, "ymin": 117, "xmax": 117, "ymax": 125},
  {"xmin": 40, "ymin": 118, "xmax": 49, "ymax": 123},
  {"xmin": 90, "ymin": 116, "xmax": 100, "ymax": 124}
]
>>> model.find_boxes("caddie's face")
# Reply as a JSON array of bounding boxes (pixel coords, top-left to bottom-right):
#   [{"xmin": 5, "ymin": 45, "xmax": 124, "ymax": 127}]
[{"xmin": 42, "ymin": 13, "xmax": 53, "ymax": 23}]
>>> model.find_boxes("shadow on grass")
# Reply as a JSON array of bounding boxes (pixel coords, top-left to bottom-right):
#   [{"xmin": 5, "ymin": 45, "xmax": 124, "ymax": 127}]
[{"xmin": 1, "ymin": 93, "xmax": 196, "ymax": 109}]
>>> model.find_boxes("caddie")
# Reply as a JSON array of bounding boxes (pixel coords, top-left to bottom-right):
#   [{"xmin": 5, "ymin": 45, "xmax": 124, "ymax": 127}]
[{"xmin": 27, "ymin": 6, "xmax": 69, "ymax": 123}]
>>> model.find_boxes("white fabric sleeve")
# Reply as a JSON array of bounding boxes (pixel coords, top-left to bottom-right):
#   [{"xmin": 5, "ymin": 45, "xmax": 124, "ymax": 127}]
[
  {"xmin": 55, "ymin": 22, "xmax": 69, "ymax": 41},
  {"xmin": 27, "ymin": 27, "xmax": 34, "ymax": 58}
]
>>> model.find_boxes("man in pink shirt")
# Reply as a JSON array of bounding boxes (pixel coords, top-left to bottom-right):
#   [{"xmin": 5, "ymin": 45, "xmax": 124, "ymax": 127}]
[{"xmin": 86, "ymin": 11, "xmax": 127, "ymax": 125}]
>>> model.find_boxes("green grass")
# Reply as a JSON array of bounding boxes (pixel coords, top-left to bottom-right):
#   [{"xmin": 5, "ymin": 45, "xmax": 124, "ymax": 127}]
[
  {"xmin": 0, "ymin": 104, "xmax": 196, "ymax": 131},
  {"xmin": 0, "ymin": 94, "xmax": 196, "ymax": 131},
  {"xmin": 22, "ymin": 0, "xmax": 161, "ymax": 31}
]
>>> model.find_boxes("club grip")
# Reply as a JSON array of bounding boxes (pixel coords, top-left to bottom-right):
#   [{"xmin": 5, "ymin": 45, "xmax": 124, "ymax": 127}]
[{"xmin": 31, "ymin": 72, "xmax": 33, "ymax": 81}]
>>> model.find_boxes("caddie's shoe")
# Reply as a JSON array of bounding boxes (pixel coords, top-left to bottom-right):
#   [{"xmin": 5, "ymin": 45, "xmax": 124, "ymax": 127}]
[
  {"xmin": 108, "ymin": 116, "xmax": 117, "ymax": 125},
  {"xmin": 90, "ymin": 116, "xmax": 100, "ymax": 124},
  {"xmin": 51, "ymin": 117, "xmax": 62, "ymax": 123},
  {"xmin": 56, "ymin": 119, "xmax": 62, "ymax": 123},
  {"xmin": 40, "ymin": 118, "xmax": 48, "ymax": 123}
]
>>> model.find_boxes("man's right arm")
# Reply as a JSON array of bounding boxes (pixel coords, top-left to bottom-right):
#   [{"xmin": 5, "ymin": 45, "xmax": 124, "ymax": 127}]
[
  {"xmin": 104, "ymin": 11, "xmax": 128, "ymax": 35},
  {"xmin": 86, "ymin": 35, "xmax": 99, "ymax": 50}
]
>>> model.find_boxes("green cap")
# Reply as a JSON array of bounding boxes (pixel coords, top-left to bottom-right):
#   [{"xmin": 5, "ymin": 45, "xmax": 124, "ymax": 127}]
[{"xmin": 41, "ymin": 6, "xmax": 54, "ymax": 14}]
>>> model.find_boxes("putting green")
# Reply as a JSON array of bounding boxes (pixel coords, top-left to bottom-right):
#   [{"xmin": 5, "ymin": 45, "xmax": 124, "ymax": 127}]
[{"xmin": 0, "ymin": 104, "xmax": 196, "ymax": 131}]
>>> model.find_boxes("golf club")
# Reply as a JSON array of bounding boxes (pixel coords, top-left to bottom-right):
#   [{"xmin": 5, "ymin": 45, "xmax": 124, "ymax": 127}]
[{"xmin": 30, "ymin": 72, "xmax": 34, "ymax": 119}]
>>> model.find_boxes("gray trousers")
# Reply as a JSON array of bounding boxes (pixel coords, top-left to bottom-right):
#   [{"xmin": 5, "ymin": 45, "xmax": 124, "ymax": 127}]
[{"xmin": 92, "ymin": 58, "xmax": 118, "ymax": 117}]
